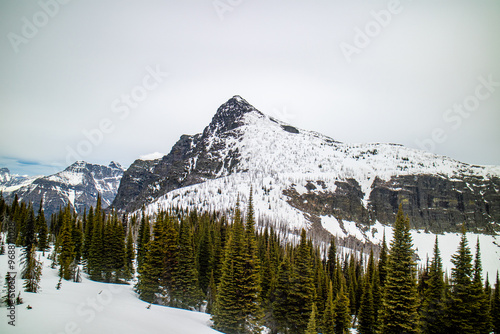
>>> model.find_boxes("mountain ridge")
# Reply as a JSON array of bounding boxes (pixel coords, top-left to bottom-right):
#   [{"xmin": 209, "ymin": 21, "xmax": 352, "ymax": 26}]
[
  {"xmin": 3, "ymin": 161, "xmax": 124, "ymax": 216},
  {"xmin": 113, "ymin": 96, "xmax": 500, "ymax": 236}
]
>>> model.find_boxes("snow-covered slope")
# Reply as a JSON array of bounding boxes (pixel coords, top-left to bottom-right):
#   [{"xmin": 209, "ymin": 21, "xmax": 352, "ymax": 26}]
[
  {"xmin": 6, "ymin": 161, "xmax": 124, "ymax": 216},
  {"xmin": 0, "ymin": 246, "xmax": 221, "ymax": 334}
]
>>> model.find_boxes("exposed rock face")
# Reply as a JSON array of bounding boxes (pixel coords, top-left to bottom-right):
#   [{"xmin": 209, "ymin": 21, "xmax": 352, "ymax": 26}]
[
  {"xmin": 7, "ymin": 161, "xmax": 124, "ymax": 216},
  {"xmin": 369, "ymin": 174, "xmax": 500, "ymax": 233},
  {"xmin": 283, "ymin": 174, "xmax": 500, "ymax": 233},
  {"xmin": 113, "ymin": 96, "xmax": 256, "ymax": 212}
]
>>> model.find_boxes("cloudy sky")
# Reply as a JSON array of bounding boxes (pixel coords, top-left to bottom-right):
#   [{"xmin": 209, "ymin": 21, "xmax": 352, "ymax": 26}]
[{"xmin": 1, "ymin": 0, "xmax": 499, "ymax": 176}]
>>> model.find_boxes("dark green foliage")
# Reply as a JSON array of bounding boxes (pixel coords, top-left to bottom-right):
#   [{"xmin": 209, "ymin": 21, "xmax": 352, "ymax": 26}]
[
  {"xmin": 378, "ymin": 232, "xmax": 388, "ymax": 288},
  {"xmin": 470, "ymin": 240, "xmax": 491, "ymax": 333},
  {"xmin": 305, "ymin": 302, "xmax": 318, "ymax": 334},
  {"xmin": 82, "ymin": 207, "xmax": 93, "ymax": 262},
  {"xmin": 88, "ymin": 204, "xmax": 104, "ymax": 281},
  {"xmin": 212, "ymin": 199, "xmax": 262, "ymax": 333},
  {"xmin": 491, "ymin": 272, "xmax": 500, "ymax": 333},
  {"xmin": 322, "ymin": 281, "xmax": 335, "ymax": 334},
  {"xmin": 333, "ymin": 279, "xmax": 351, "ymax": 334},
  {"xmin": 273, "ymin": 256, "xmax": 293, "ymax": 333},
  {"xmin": 288, "ymin": 229, "xmax": 315, "ymax": 333},
  {"xmin": 36, "ymin": 199, "xmax": 48, "ymax": 252},
  {"xmin": 136, "ymin": 210, "xmax": 150, "ymax": 273},
  {"xmin": 171, "ymin": 218, "xmax": 203, "ymax": 309},
  {"xmin": 448, "ymin": 226, "xmax": 474, "ymax": 333},
  {"xmin": 380, "ymin": 204, "xmax": 419, "ymax": 334},
  {"xmin": 420, "ymin": 236, "xmax": 446, "ymax": 334},
  {"xmin": 358, "ymin": 251, "xmax": 375, "ymax": 334},
  {"xmin": 58, "ymin": 208, "xmax": 75, "ymax": 281},
  {"xmin": 23, "ymin": 247, "xmax": 43, "ymax": 293},
  {"xmin": 137, "ymin": 213, "xmax": 167, "ymax": 303}
]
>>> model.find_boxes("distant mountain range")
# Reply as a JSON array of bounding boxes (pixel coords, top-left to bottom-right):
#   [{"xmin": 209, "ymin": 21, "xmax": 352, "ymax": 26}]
[{"xmin": 1, "ymin": 161, "xmax": 124, "ymax": 216}]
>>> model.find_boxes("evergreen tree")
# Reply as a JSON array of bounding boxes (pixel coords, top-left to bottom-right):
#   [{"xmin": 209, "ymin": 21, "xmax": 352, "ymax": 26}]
[
  {"xmin": 82, "ymin": 207, "xmax": 94, "ymax": 263},
  {"xmin": 125, "ymin": 229, "xmax": 135, "ymax": 279},
  {"xmin": 206, "ymin": 270, "xmax": 217, "ymax": 314},
  {"xmin": 327, "ymin": 236, "xmax": 337, "ymax": 279},
  {"xmin": 212, "ymin": 200, "xmax": 262, "ymax": 334},
  {"xmin": 58, "ymin": 209, "xmax": 75, "ymax": 281},
  {"xmin": 137, "ymin": 214, "xmax": 167, "ymax": 303},
  {"xmin": 6, "ymin": 194, "xmax": 19, "ymax": 244},
  {"xmin": 448, "ymin": 225, "xmax": 474, "ymax": 333},
  {"xmin": 171, "ymin": 218, "xmax": 203, "ymax": 309},
  {"xmin": 136, "ymin": 211, "xmax": 150, "ymax": 274},
  {"xmin": 162, "ymin": 215, "xmax": 179, "ymax": 303},
  {"xmin": 197, "ymin": 222, "xmax": 213, "ymax": 294},
  {"xmin": 241, "ymin": 188, "xmax": 263, "ymax": 330},
  {"xmin": 358, "ymin": 251, "xmax": 375, "ymax": 334},
  {"xmin": 334, "ymin": 279, "xmax": 351, "ymax": 334},
  {"xmin": 470, "ymin": 240, "xmax": 491, "ymax": 334},
  {"xmin": 88, "ymin": 206, "xmax": 104, "ymax": 281},
  {"xmin": 110, "ymin": 215, "xmax": 126, "ymax": 282},
  {"xmin": 20, "ymin": 206, "xmax": 37, "ymax": 279},
  {"xmin": 491, "ymin": 272, "xmax": 500, "ymax": 334},
  {"xmin": 23, "ymin": 248, "xmax": 43, "ymax": 293},
  {"xmin": 305, "ymin": 302, "xmax": 318, "ymax": 334},
  {"xmin": 380, "ymin": 204, "xmax": 419, "ymax": 334},
  {"xmin": 273, "ymin": 256, "xmax": 293, "ymax": 333},
  {"xmin": 420, "ymin": 236, "xmax": 446, "ymax": 334},
  {"xmin": 36, "ymin": 199, "xmax": 48, "ymax": 252},
  {"xmin": 288, "ymin": 229, "xmax": 315, "ymax": 333},
  {"xmin": 378, "ymin": 231, "xmax": 388, "ymax": 288},
  {"xmin": 322, "ymin": 281, "xmax": 335, "ymax": 334}
]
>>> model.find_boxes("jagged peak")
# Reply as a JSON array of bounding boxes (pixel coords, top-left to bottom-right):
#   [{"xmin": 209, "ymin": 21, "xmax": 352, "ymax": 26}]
[
  {"xmin": 204, "ymin": 96, "xmax": 264, "ymax": 136},
  {"xmin": 109, "ymin": 161, "xmax": 124, "ymax": 170}
]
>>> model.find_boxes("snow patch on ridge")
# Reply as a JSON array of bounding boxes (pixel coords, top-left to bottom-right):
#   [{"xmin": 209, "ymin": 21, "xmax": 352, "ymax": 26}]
[{"xmin": 140, "ymin": 152, "xmax": 165, "ymax": 160}]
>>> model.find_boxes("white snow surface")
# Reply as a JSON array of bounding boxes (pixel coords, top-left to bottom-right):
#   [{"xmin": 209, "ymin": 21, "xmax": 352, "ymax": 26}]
[
  {"xmin": 0, "ymin": 245, "xmax": 221, "ymax": 334},
  {"xmin": 140, "ymin": 152, "xmax": 165, "ymax": 161}
]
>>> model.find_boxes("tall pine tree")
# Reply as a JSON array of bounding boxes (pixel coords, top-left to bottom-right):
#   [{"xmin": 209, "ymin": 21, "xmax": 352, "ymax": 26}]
[
  {"xmin": 380, "ymin": 204, "xmax": 419, "ymax": 334},
  {"xmin": 491, "ymin": 272, "xmax": 500, "ymax": 334},
  {"xmin": 448, "ymin": 225, "xmax": 474, "ymax": 333},
  {"xmin": 470, "ymin": 240, "xmax": 491, "ymax": 334},
  {"xmin": 420, "ymin": 236, "xmax": 446, "ymax": 334}
]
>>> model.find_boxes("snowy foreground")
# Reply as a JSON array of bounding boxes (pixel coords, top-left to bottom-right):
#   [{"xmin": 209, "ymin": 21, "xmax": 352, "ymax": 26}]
[{"xmin": 0, "ymin": 247, "xmax": 222, "ymax": 334}]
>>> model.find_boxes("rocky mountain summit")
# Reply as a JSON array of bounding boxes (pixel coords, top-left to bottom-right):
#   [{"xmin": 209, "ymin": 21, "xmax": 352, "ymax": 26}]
[{"xmin": 113, "ymin": 96, "xmax": 500, "ymax": 234}]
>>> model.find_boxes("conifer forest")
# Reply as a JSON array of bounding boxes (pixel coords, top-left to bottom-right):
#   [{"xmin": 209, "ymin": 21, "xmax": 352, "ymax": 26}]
[{"xmin": 1, "ymin": 191, "xmax": 499, "ymax": 334}]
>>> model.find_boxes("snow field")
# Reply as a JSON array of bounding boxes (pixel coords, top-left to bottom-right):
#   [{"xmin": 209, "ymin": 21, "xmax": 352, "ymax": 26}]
[{"xmin": 0, "ymin": 244, "xmax": 222, "ymax": 334}]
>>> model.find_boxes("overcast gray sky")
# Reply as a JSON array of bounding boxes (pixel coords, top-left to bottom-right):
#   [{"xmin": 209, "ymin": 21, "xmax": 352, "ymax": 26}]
[{"xmin": 1, "ymin": 0, "xmax": 499, "ymax": 176}]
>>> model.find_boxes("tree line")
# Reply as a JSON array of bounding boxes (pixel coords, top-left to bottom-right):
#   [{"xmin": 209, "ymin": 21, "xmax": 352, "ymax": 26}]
[{"xmin": 1, "ymin": 191, "xmax": 500, "ymax": 333}]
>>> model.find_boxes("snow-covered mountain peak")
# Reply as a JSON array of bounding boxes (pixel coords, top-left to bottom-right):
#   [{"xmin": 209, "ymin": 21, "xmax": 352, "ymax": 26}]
[{"xmin": 203, "ymin": 95, "xmax": 264, "ymax": 137}]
